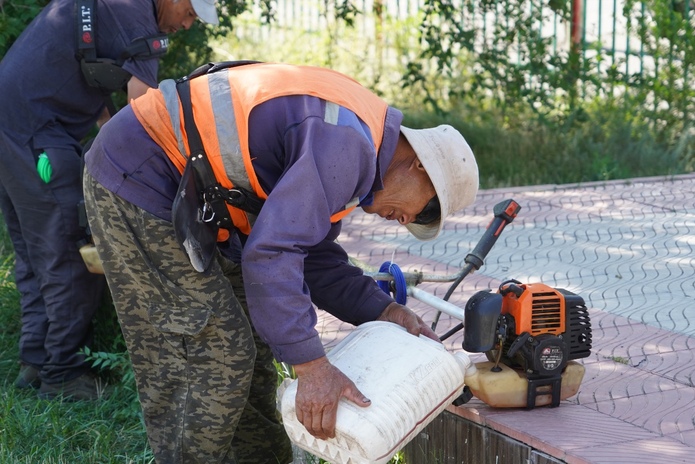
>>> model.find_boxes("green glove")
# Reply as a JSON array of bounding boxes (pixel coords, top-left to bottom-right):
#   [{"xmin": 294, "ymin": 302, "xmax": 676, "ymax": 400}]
[{"xmin": 37, "ymin": 152, "xmax": 52, "ymax": 183}]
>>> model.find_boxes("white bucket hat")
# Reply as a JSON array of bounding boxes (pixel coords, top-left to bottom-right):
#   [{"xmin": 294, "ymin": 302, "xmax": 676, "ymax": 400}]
[
  {"xmin": 400, "ymin": 125, "xmax": 479, "ymax": 241},
  {"xmin": 191, "ymin": 0, "xmax": 219, "ymax": 25}
]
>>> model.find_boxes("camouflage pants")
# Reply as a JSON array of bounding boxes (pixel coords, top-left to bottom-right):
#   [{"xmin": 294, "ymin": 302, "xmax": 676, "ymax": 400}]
[{"xmin": 83, "ymin": 172, "xmax": 292, "ymax": 464}]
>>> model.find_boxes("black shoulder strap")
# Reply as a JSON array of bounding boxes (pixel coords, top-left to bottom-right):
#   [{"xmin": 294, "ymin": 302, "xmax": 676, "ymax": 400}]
[
  {"xmin": 75, "ymin": 0, "xmax": 118, "ymax": 113},
  {"xmin": 176, "ymin": 78, "xmax": 264, "ymax": 224},
  {"xmin": 176, "ymin": 79, "xmax": 205, "ymax": 162},
  {"xmin": 118, "ymin": 34, "xmax": 170, "ymax": 64},
  {"xmin": 76, "ymin": 0, "xmax": 97, "ymax": 62},
  {"xmin": 76, "ymin": 0, "xmax": 169, "ymax": 115},
  {"xmin": 184, "ymin": 60, "xmax": 263, "ymax": 80},
  {"xmin": 76, "ymin": 0, "xmax": 170, "ymax": 64}
]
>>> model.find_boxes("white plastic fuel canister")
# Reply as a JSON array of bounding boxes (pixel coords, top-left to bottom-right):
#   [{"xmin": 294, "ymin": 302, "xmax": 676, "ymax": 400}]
[{"xmin": 280, "ymin": 321, "xmax": 471, "ymax": 464}]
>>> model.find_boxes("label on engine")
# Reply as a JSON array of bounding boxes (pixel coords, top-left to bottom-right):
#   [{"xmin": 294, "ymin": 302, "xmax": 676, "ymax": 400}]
[{"xmin": 540, "ymin": 346, "xmax": 564, "ymax": 371}]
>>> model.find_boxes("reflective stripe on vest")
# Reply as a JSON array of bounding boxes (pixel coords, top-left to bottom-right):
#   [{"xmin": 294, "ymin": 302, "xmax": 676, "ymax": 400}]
[
  {"xmin": 132, "ymin": 63, "xmax": 389, "ymax": 235},
  {"xmin": 134, "ymin": 78, "xmax": 258, "ymax": 232},
  {"xmin": 190, "ymin": 72, "xmax": 259, "ymax": 232}
]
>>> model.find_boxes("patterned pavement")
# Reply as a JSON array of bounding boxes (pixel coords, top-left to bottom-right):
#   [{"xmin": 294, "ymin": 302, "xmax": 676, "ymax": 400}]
[{"xmin": 318, "ymin": 173, "xmax": 695, "ymax": 464}]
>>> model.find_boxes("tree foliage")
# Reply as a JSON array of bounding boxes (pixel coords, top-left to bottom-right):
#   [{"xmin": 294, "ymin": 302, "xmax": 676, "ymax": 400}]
[
  {"xmin": 407, "ymin": 1, "xmax": 695, "ymax": 127},
  {"xmin": 158, "ymin": 0, "xmax": 261, "ymax": 79},
  {"xmin": 399, "ymin": 0, "xmax": 694, "ymax": 168},
  {"xmin": 0, "ymin": 0, "xmax": 49, "ymax": 56}
]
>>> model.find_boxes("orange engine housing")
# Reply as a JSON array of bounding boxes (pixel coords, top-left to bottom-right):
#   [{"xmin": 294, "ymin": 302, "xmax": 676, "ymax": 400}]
[{"xmin": 500, "ymin": 282, "xmax": 567, "ymax": 336}]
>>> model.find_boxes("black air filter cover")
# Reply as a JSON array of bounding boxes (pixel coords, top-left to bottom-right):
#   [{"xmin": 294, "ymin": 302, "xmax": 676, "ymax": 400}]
[{"xmin": 463, "ymin": 291, "xmax": 503, "ymax": 352}]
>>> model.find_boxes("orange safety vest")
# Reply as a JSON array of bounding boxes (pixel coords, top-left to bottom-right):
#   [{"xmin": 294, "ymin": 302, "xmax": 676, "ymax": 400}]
[{"xmin": 132, "ymin": 63, "xmax": 389, "ymax": 235}]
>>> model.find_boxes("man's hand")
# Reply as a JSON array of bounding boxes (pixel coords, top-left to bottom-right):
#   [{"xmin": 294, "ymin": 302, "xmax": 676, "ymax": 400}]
[
  {"xmin": 292, "ymin": 356, "xmax": 371, "ymax": 440},
  {"xmin": 376, "ymin": 302, "xmax": 440, "ymax": 341}
]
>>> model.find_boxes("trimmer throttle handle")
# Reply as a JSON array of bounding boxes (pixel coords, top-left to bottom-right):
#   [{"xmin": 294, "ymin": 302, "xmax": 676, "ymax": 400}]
[{"xmin": 465, "ymin": 199, "xmax": 521, "ymax": 270}]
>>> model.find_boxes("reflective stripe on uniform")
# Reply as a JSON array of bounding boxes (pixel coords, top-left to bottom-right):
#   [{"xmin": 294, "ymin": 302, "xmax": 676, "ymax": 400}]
[
  {"xmin": 159, "ymin": 80, "xmax": 186, "ymax": 161},
  {"xmin": 159, "ymin": 75, "xmax": 254, "ymax": 196},
  {"xmin": 207, "ymin": 72, "xmax": 252, "ymax": 193},
  {"xmin": 324, "ymin": 101, "xmax": 339, "ymax": 125}
]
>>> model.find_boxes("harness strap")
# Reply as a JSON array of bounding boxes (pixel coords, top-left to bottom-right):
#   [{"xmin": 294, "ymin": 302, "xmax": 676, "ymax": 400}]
[
  {"xmin": 209, "ymin": 184, "xmax": 265, "ymax": 215},
  {"xmin": 76, "ymin": 0, "xmax": 169, "ymax": 64},
  {"xmin": 76, "ymin": 0, "xmax": 97, "ymax": 62},
  {"xmin": 185, "ymin": 60, "xmax": 262, "ymax": 80},
  {"xmin": 75, "ymin": 0, "xmax": 170, "ymax": 115},
  {"xmin": 119, "ymin": 35, "xmax": 169, "ymax": 64},
  {"xmin": 175, "ymin": 77, "xmax": 264, "ymax": 230}
]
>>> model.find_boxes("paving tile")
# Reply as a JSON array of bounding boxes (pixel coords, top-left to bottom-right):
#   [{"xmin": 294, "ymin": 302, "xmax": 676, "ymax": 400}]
[
  {"xmin": 590, "ymin": 324, "xmax": 695, "ymax": 359},
  {"xmin": 575, "ymin": 359, "xmax": 684, "ymax": 404},
  {"xmin": 452, "ymin": 403, "xmax": 657, "ymax": 452},
  {"xmin": 634, "ymin": 351, "xmax": 695, "ymax": 387},
  {"xmin": 586, "ymin": 308, "xmax": 633, "ymax": 329},
  {"xmin": 584, "ymin": 324, "xmax": 695, "ymax": 387},
  {"xmin": 665, "ymin": 428, "xmax": 695, "ymax": 446},
  {"xmin": 602, "ymin": 294, "xmax": 695, "ymax": 335},
  {"xmin": 586, "ymin": 387, "xmax": 695, "ymax": 436},
  {"xmin": 570, "ymin": 436, "xmax": 693, "ymax": 464}
]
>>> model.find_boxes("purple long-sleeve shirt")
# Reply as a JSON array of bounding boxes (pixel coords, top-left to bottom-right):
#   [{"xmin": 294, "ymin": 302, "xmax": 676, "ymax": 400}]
[{"xmin": 86, "ymin": 94, "xmax": 402, "ymax": 364}]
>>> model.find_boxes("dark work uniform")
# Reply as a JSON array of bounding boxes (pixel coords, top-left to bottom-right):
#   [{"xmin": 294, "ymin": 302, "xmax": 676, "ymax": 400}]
[{"xmin": 0, "ymin": 0, "xmax": 160, "ymax": 384}]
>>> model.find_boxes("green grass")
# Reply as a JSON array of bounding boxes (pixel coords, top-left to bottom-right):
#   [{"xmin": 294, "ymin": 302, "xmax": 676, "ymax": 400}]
[
  {"xmin": 401, "ymin": 102, "xmax": 689, "ymax": 189},
  {"xmin": 0, "ymin": 221, "xmax": 153, "ymax": 463},
  {"xmin": 0, "ymin": 387, "xmax": 153, "ymax": 463}
]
